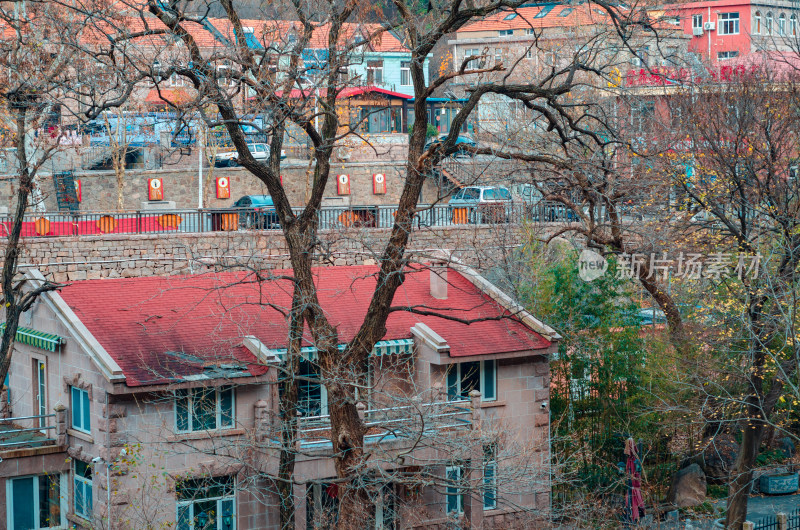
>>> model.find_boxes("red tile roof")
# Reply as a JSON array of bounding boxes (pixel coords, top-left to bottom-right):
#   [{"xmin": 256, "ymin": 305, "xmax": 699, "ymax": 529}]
[{"xmin": 58, "ymin": 265, "xmax": 551, "ymax": 386}]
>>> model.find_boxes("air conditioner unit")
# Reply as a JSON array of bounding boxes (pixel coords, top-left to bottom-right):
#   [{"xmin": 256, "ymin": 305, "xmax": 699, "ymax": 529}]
[
  {"xmin": 692, "ymin": 27, "xmax": 704, "ymax": 36},
  {"xmin": 703, "ymin": 21, "xmax": 715, "ymax": 30}
]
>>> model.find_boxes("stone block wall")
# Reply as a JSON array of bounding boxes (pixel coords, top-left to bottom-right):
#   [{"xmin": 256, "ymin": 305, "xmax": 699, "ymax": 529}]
[
  {"xmin": 12, "ymin": 223, "xmax": 544, "ymax": 283},
  {"xmin": 0, "ymin": 160, "xmax": 443, "ymax": 212}
]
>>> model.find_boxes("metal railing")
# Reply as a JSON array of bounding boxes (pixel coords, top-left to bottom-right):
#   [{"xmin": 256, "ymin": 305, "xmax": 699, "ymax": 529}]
[
  {"xmin": 0, "ymin": 413, "xmax": 57, "ymax": 448},
  {"xmin": 298, "ymin": 400, "xmax": 472, "ymax": 440},
  {"xmin": 0, "ymin": 201, "xmax": 577, "ymax": 239}
]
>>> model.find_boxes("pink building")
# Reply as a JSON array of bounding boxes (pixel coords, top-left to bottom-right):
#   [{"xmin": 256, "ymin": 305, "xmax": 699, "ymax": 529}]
[
  {"xmin": 1, "ymin": 264, "xmax": 558, "ymax": 529},
  {"xmin": 669, "ymin": 0, "xmax": 800, "ymax": 63}
]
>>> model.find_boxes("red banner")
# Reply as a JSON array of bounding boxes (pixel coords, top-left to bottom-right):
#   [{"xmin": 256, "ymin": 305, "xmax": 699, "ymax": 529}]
[
  {"xmin": 148, "ymin": 178, "xmax": 164, "ymax": 201},
  {"xmin": 373, "ymin": 173, "xmax": 386, "ymax": 195},
  {"xmin": 337, "ymin": 174, "xmax": 350, "ymax": 195},
  {"xmin": 216, "ymin": 176, "xmax": 230, "ymax": 199}
]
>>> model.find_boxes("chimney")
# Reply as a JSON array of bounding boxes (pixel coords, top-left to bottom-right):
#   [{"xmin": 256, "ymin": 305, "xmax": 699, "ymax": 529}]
[{"xmin": 430, "ymin": 263, "xmax": 448, "ymax": 300}]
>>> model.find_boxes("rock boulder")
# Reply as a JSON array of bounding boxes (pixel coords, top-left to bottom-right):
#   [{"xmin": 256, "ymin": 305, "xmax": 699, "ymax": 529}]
[{"xmin": 667, "ymin": 463, "xmax": 707, "ymax": 508}]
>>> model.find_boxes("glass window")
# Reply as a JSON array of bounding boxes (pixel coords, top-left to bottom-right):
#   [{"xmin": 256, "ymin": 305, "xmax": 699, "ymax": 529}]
[
  {"xmin": 692, "ymin": 14, "xmax": 703, "ymax": 30},
  {"xmin": 779, "ymin": 14, "xmax": 786, "ymax": 35},
  {"xmin": 9, "ymin": 474, "xmax": 64, "ymax": 529},
  {"xmin": 719, "ymin": 12, "xmax": 740, "ymax": 35},
  {"xmin": 717, "ymin": 51, "xmax": 739, "ymax": 60},
  {"xmin": 297, "ymin": 359, "xmax": 326, "ymax": 417},
  {"xmin": 559, "ymin": 8, "xmax": 573, "ymax": 17},
  {"xmin": 175, "ymin": 387, "xmax": 235, "ymax": 433},
  {"xmin": 498, "ymin": 29, "xmax": 513, "ymax": 36},
  {"xmin": 766, "ymin": 12, "xmax": 773, "ymax": 35},
  {"xmin": 791, "ymin": 15, "xmax": 797, "ymax": 36},
  {"xmin": 503, "ymin": 13, "xmax": 517, "ymax": 20},
  {"xmin": 366, "ymin": 60, "xmax": 384, "ymax": 85},
  {"xmin": 754, "ymin": 11, "xmax": 762, "ymax": 34},
  {"xmin": 483, "ymin": 444, "xmax": 498, "ymax": 510},
  {"xmin": 74, "ymin": 460, "xmax": 93, "ymax": 520},
  {"xmin": 446, "ymin": 465, "xmax": 464, "ymax": 514},
  {"xmin": 176, "ymin": 476, "xmax": 235, "ymax": 530},
  {"xmin": 400, "ymin": 61, "xmax": 411, "ymax": 86},
  {"xmin": 70, "ymin": 386, "xmax": 91, "ymax": 434},
  {"xmin": 447, "ymin": 360, "xmax": 497, "ymax": 401}
]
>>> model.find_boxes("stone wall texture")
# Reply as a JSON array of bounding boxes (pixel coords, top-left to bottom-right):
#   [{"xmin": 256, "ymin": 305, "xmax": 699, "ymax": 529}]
[
  {"xmin": 0, "ymin": 160, "xmax": 444, "ymax": 212},
  {"xmin": 15, "ymin": 223, "xmax": 542, "ymax": 284}
]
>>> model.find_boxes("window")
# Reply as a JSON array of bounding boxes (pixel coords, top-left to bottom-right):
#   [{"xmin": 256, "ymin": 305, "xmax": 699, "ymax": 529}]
[
  {"xmin": 446, "ymin": 465, "xmax": 465, "ymax": 514},
  {"xmin": 632, "ymin": 46, "xmax": 649, "ymax": 67},
  {"xmin": 525, "ymin": 28, "xmax": 535, "ymax": 35},
  {"xmin": 297, "ymin": 359, "xmax": 327, "ymax": 416},
  {"xmin": 34, "ymin": 359, "xmax": 46, "ymax": 429},
  {"xmin": 400, "ymin": 61, "xmax": 411, "ymax": 86},
  {"xmin": 535, "ymin": 4, "xmax": 555, "ymax": 18},
  {"xmin": 70, "ymin": 386, "xmax": 90, "ymax": 434},
  {"xmin": 176, "ymin": 476, "xmax": 235, "ymax": 530},
  {"xmin": 754, "ymin": 11, "xmax": 762, "ymax": 34},
  {"xmin": 766, "ymin": 12, "xmax": 773, "ymax": 35},
  {"xmin": 306, "ymin": 483, "xmax": 339, "ymax": 528},
  {"xmin": 498, "ymin": 29, "xmax": 513, "ymax": 36},
  {"xmin": 503, "ymin": 13, "xmax": 517, "ymax": 20},
  {"xmin": 483, "ymin": 444, "xmax": 498, "ymax": 510},
  {"xmin": 717, "ymin": 51, "xmax": 739, "ymax": 60},
  {"xmin": 791, "ymin": 15, "xmax": 797, "ymax": 36},
  {"xmin": 692, "ymin": 14, "xmax": 703, "ymax": 31},
  {"xmin": 525, "ymin": 48, "xmax": 533, "ymax": 59},
  {"xmin": 447, "ymin": 360, "xmax": 497, "ymax": 401},
  {"xmin": 175, "ymin": 387, "xmax": 234, "ymax": 433},
  {"xmin": 169, "ymin": 72, "xmax": 186, "ymax": 87},
  {"xmin": 73, "ymin": 461, "xmax": 92, "ymax": 520},
  {"xmin": 494, "ymin": 48, "xmax": 502, "ymax": 65},
  {"xmin": 779, "ymin": 13, "xmax": 786, "ymax": 35},
  {"xmin": 719, "ymin": 12, "xmax": 740, "ymax": 35},
  {"xmin": 559, "ymin": 8, "xmax": 573, "ymax": 17},
  {"xmin": 366, "ymin": 60, "xmax": 384, "ymax": 84},
  {"xmin": 7, "ymin": 474, "xmax": 65, "ymax": 529}
]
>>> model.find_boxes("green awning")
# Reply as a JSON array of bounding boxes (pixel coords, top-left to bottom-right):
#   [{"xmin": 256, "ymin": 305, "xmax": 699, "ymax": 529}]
[
  {"xmin": 271, "ymin": 338, "xmax": 414, "ymax": 360},
  {"xmin": 0, "ymin": 323, "xmax": 63, "ymax": 352}
]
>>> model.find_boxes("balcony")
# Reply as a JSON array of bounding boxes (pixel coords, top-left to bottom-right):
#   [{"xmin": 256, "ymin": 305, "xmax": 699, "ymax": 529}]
[{"xmin": 0, "ymin": 413, "xmax": 59, "ymax": 451}]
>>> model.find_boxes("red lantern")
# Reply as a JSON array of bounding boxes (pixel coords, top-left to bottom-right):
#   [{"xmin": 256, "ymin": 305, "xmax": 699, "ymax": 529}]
[
  {"xmin": 148, "ymin": 178, "xmax": 164, "ymax": 201},
  {"xmin": 216, "ymin": 176, "xmax": 230, "ymax": 199},
  {"xmin": 74, "ymin": 179, "xmax": 82, "ymax": 202},
  {"xmin": 336, "ymin": 174, "xmax": 350, "ymax": 195},
  {"xmin": 373, "ymin": 173, "xmax": 386, "ymax": 195}
]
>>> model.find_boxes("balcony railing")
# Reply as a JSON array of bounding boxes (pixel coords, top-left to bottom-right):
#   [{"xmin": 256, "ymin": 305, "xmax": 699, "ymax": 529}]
[
  {"xmin": 0, "ymin": 201, "xmax": 577, "ymax": 239},
  {"xmin": 297, "ymin": 400, "xmax": 473, "ymax": 447},
  {"xmin": 0, "ymin": 413, "xmax": 57, "ymax": 449}
]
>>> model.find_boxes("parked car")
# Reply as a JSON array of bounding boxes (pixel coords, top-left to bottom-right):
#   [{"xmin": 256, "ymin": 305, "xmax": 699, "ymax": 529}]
[
  {"xmin": 215, "ymin": 143, "xmax": 286, "ymax": 167},
  {"xmin": 233, "ymin": 195, "xmax": 279, "ymax": 229},
  {"xmin": 424, "ymin": 134, "xmax": 477, "ymax": 157},
  {"xmin": 448, "ymin": 186, "xmax": 513, "ymax": 223}
]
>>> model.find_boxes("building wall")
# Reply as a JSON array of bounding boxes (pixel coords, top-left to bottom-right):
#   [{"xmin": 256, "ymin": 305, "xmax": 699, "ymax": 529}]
[{"xmin": 0, "ymin": 160, "xmax": 441, "ymax": 212}]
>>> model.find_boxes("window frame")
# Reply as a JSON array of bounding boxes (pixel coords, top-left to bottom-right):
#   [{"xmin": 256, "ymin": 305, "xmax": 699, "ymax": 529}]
[
  {"xmin": 754, "ymin": 11, "xmax": 762, "ymax": 34},
  {"xmin": 174, "ymin": 386, "xmax": 235, "ymax": 433},
  {"xmin": 446, "ymin": 360, "xmax": 497, "ymax": 402},
  {"xmin": 498, "ymin": 29, "xmax": 514, "ymax": 37},
  {"xmin": 717, "ymin": 51, "xmax": 740, "ymax": 60},
  {"xmin": 366, "ymin": 60, "xmax": 384, "ymax": 85},
  {"xmin": 168, "ymin": 72, "xmax": 186, "ymax": 87},
  {"xmin": 779, "ymin": 13, "xmax": 786, "ymax": 35},
  {"xmin": 70, "ymin": 386, "xmax": 91, "ymax": 434},
  {"xmin": 6, "ymin": 473, "xmax": 66, "ymax": 529},
  {"xmin": 766, "ymin": 12, "xmax": 774, "ymax": 35},
  {"xmin": 483, "ymin": 444, "xmax": 498, "ymax": 510},
  {"xmin": 791, "ymin": 14, "xmax": 798, "ymax": 36},
  {"xmin": 176, "ymin": 476, "xmax": 236, "ymax": 530},
  {"xmin": 73, "ymin": 460, "xmax": 93, "ymax": 521},
  {"xmin": 692, "ymin": 14, "xmax": 703, "ymax": 30},
  {"xmin": 718, "ymin": 12, "xmax": 740, "ymax": 35},
  {"xmin": 400, "ymin": 61, "xmax": 411, "ymax": 86},
  {"xmin": 445, "ymin": 465, "xmax": 465, "ymax": 514}
]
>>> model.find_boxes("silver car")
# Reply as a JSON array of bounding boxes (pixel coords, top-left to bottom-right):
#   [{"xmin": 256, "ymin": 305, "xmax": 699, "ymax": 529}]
[{"xmin": 448, "ymin": 186, "xmax": 513, "ymax": 223}]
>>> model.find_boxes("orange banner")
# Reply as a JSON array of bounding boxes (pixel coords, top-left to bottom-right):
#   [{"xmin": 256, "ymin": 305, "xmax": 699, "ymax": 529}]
[
  {"xmin": 216, "ymin": 176, "xmax": 230, "ymax": 199},
  {"xmin": 373, "ymin": 173, "xmax": 386, "ymax": 195},
  {"xmin": 337, "ymin": 174, "xmax": 350, "ymax": 195}
]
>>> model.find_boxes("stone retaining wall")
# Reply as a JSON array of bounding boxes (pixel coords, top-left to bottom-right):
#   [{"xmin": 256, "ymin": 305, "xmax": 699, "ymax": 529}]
[{"xmin": 15, "ymin": 223, "xmax": 546, "ymax": 283}]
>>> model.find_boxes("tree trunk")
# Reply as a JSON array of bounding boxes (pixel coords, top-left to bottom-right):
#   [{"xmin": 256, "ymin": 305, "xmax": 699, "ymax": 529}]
[{"xmin": 725, "ymin": 422, "xmax": 763, "ymax": 529}]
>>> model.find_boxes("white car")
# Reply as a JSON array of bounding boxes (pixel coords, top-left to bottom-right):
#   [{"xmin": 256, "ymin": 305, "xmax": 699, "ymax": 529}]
[{"xmin": 215, "ymin": 143, "xmax": 285, "ymax": 167}]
